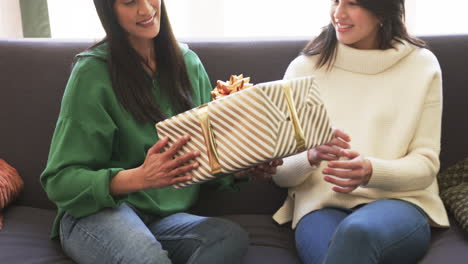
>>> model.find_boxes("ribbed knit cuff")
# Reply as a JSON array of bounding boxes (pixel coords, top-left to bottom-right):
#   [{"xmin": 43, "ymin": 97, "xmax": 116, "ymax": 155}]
[
  {"xmin": 273, "ymin": 151, "xmax": 317, "ymax": 187},
  {"xmin": 92, "ymin": 168, "xmax": 125, "ymax": 208},
  {"xmin": 291, "ymin": 151, "xmax": 318, "ymax": 176},
  {"xmin": 365, "ymin": 157, "xmax": 393, "ymax": 189}
]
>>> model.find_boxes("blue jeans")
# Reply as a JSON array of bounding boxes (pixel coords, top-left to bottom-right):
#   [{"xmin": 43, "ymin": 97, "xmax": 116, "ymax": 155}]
[
  {"xmin": 59, "ymin": 204, "xmax": 248, "ymax": 264},
  {"xmin": 295, "ymin": 199, "xmax": 431, "ymax": 264}
]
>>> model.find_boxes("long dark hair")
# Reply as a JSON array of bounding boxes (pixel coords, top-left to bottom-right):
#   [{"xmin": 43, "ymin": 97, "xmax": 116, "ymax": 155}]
[
  {"xmin": 91, "ymin": 0, "xmax": 193, "ymax": 123},
  {"xmin": 303, "ymin": 0, "xmax": 426, "ymax": 69}
]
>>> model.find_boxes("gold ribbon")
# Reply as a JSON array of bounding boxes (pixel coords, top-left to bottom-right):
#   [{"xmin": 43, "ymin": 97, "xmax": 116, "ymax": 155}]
[
  {"xmin": 196, "ymin": 105, "xmax": 222, "ymax": 175},
  {"xmin": 282, "ymin": 81, "xmax": 306, "ymax": 152}
]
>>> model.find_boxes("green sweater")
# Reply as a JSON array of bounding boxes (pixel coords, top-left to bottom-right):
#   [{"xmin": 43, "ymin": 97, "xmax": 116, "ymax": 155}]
[{"xmin": 41, "ymin": 43, "xmax": 235, "ymax": 238}]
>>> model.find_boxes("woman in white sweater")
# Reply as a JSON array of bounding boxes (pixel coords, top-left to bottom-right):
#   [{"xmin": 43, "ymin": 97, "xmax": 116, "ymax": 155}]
[{"xmin": 272, "ymin": 0, "xmax": 449, "ymax": 263}]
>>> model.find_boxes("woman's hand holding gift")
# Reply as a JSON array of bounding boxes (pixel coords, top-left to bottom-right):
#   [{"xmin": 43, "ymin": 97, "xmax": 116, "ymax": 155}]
[
  {"xmin": 307, "ymin": 128, "xmax": 351, "ymax": 166},
  {"xmin": 139, "ymin": 136, "xmax": 201, "ymax": 189},
  {"xmin": 110, "ymin": 135, "xmax": 201, "ymax": 195}
]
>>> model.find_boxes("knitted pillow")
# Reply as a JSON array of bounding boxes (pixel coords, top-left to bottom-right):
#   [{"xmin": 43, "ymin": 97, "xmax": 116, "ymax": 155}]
[
  {"xmin": 0, "ymin": 159, "xmax": 24, "ymax": 230},
  {"xmin": 437, "ymin": 157, "xmax": 468, "ymax": 232}
]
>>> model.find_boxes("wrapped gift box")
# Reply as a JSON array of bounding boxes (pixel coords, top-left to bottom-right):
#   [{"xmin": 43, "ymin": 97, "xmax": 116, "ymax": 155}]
[{"xmin": 156, "ymin": 76, "xmax": 334, "ymax": 188}]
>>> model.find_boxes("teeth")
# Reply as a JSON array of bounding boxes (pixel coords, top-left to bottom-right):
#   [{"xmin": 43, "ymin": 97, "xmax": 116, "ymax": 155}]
[
  {"xmin": 140, "ymin": 15, "xmax": 154, "ymax": 25},
  {"xmin": 337, "ymin": 24, "xmax": 353, "ymax": 29}
]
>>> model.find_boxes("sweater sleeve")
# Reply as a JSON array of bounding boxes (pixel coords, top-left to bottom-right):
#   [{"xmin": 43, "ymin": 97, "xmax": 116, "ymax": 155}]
[
  {"xmin": 366, "ymin": 70, "xmax": 443, "ymax": 191},
  {"xmin": 272, "ymin": 151, "xmax": 318, "ymax": 188},
  {"xmin": 40, "ymin": 58, "xmax": 125, "ymax": 218},
  {"xmin": 197, "ymin": 58, "xmax": 213, "ymax": 105},
  {"xmin": 183, "ymin": 48, "xmax": 212, "ymax": 106},
  {"xmin": 283, "ymin": 55, "xmax": 315, "ymax": 80}
]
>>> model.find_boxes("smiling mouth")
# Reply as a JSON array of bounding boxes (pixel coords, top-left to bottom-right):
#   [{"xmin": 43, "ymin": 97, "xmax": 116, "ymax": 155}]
[
  {"xmin": 336, "ymin": 23, "xmax": 353, "ymax": 29},
  {"xmin": 138, "ymin": 13, "xmax": 156, "ymax": 25}
]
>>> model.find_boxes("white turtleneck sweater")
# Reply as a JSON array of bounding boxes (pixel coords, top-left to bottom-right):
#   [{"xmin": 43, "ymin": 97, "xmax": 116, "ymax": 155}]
[{"xmin": 272, "ymin": 40, "xmax": 449, "ymax": 228}]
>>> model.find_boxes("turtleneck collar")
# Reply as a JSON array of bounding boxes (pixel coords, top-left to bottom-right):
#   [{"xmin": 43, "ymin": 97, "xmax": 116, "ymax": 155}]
[{"xmin": 333, "ymin": 40, "xmax": 414, "ymax": 75}]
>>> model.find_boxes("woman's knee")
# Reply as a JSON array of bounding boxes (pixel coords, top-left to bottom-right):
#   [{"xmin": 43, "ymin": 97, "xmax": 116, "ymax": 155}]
[
  {"xmin": 333, "ymin": 217, "xmax": 375, "ymax": 244},
  {"xmin": 208, "ymin": 217, "xmax": 249, "ymax": 249},
  {"xmin": 60, "ymin": 205, "xmax": 172, "ymax": 264},
  {"xmin": 193, "ymin": 217, "xmax": 249, "ymax": 263},
  {"xmin": 332, "ymin": 209, "xmax": 430, "ymax": 260}
]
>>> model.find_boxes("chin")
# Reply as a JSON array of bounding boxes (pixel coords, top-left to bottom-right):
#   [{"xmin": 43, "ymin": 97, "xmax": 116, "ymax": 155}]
[
  {"xmin": 150, "ymin": 28, "xmax": 161, "ymax": 38},
  {"xmin": 336, "ymin": 37, "xmax": 352, "ymax": 46},
  {"xmin": 139, "ymin": 30, "xmax": 160, "ymax": 40},
  {"xmin": 147, "ymin": 32, "xmax": 160, "ymax": 39},
  {"xmin": 336, "ymin": 36, "xmax": 358, "ymax": 47}
]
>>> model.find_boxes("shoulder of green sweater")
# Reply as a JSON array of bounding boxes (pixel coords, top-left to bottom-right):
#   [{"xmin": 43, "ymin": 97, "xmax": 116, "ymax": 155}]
[
  {"xmin": 76, "ymin": 42, "xmax": 109, "ymax": 61},
  {"xmin": 71, "ymin": 43, "xmax": 111, "ymax": 78},
  {"xmin": 68, "ymin": 42, "xmax": 110, "ymax": 83},
  {"xmin": 66, "ymin": 55, "xmax": 110, "ymax": 95},
  {"xmin": 62, "ymin": 49, "xmax": 113, "ymax": 117},
  {"xmin": 72, "ymin": 57, "xmax": 108, "ymax": 76},
  {"xmin": 179, "ymin": 42, "xmax": 203, "ymax": 70},
  {"xmin": 70, "ymin": 50, "xmax": 109, "ymax": 84}
]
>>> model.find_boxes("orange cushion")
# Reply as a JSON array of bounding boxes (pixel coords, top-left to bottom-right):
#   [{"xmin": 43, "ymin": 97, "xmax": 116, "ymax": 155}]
[{"xmin": 0, "ymin": 159, "xmax": 24, "ymax": 230}]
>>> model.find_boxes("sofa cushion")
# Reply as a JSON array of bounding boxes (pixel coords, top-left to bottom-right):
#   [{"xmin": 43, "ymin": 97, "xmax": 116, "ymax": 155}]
[
  {"xmin": 438, "ymin": 157, "xmax": 468, "ymax": 190},
  {"xmin": 420, "ymin": 217, "xmax": 468, "ymax": 264},
  {"xmin": 440, "ymin": 184, "xmax": 468, "ymax": 232},
  {"xmin": 222, "ymin": 214, "xmax": 301, "ymax": 263},
  {"xmin": 222, "ymin": 214, "xmax": 296, "ymax": 250},
  {"xmin": 0, "ymin": 206, "xmax": 73, "ymax": 264},
  {"xmin": 224, "ymin": 214, "xmax": 468, "ymax": 264},
  {"xmin": 437, "ymin": 157, "xmax": 468, "ymax": 233},
  {"xmin": 0, "ymin": 206, "xmax": 301, "ymax": 264},
  {"xmin": 245, "ymin": 246, "xmax": 301, "ymax": 264},
  {"xmin": 3, "ymin": 206, "xmax": 468, "ymax": 264}
]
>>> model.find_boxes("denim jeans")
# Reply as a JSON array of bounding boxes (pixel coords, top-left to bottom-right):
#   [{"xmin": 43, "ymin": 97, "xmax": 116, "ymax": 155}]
[
  {"xmin": 59, "ymin": 204, "xmax": 248, "ymax": 264},
  {"xmin": 295, "ymin": 199, "xmax": 431, "ymax": 264}
]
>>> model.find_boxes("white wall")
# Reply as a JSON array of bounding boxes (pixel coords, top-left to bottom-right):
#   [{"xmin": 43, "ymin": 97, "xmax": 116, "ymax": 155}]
[
  {"xmin": 47, "ymin": 0, "xmax": 104, "ymax": 40},
  {"xmin": 44, "ymin": 0, "xmax": 468, "ymax": 39},
  {"xmin": 223, "ymin": 0, "xmax": 329, "ymax": 38},
  {"xmin": 0, "ymin": 0, "xmax": 23, "ymax": 38},
  {"xmin": 408, "ymin": 0, "xmax": 468, "ymax": 36},
  {"xmin": 166, "ymin": 0, "xmax": 225, "ymax": 38}
]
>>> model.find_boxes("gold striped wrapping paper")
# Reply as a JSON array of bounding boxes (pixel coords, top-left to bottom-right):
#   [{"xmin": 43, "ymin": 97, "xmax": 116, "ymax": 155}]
[{"xmin": 156, "ymin": 76, "xmax": 334, "ymax": 188}]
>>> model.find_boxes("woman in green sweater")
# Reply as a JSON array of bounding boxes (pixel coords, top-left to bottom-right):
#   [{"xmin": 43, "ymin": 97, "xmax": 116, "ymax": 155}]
[{"xmin": 41, "ymin": 0, "xmax": 280, "ymax": 263}]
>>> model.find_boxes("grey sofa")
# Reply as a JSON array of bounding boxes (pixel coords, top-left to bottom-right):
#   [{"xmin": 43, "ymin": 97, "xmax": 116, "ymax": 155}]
[{"xmin": 1, "ymin": 35, "xmax": 467, "ymax": 263}]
